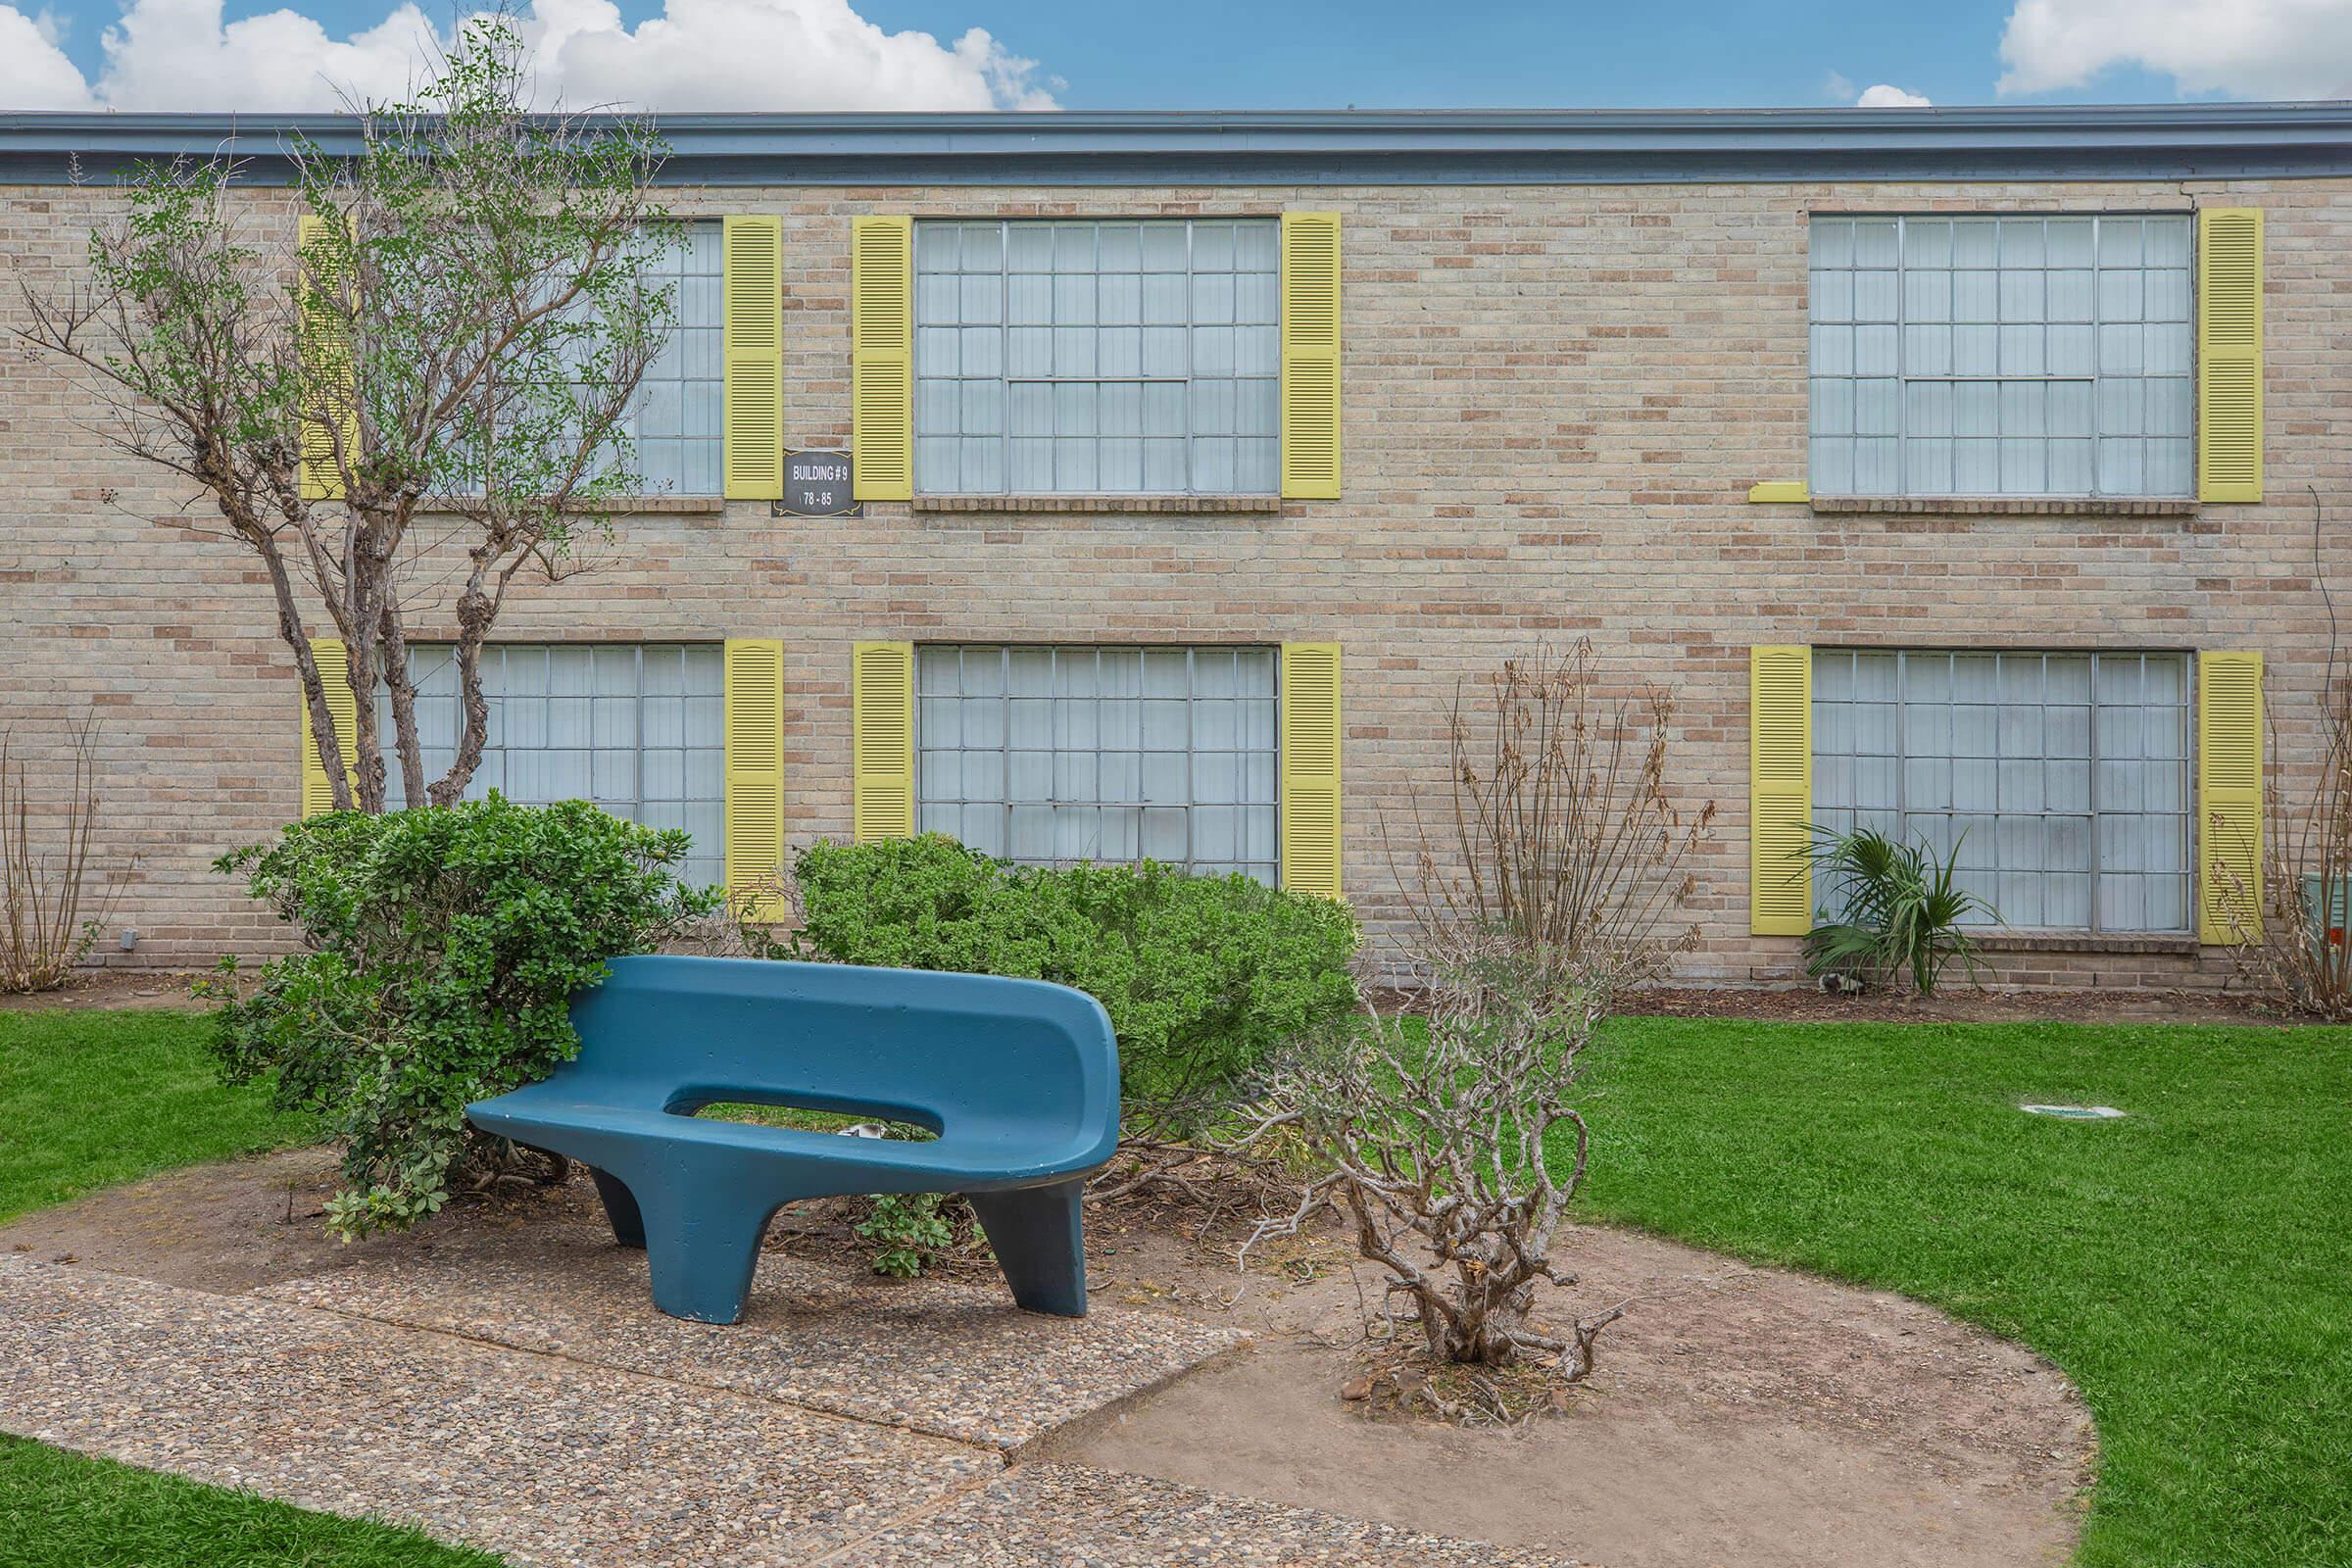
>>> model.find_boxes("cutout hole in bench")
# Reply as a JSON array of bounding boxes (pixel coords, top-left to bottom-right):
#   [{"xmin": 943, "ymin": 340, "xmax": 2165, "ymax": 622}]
[{"xmin": 679, "ymin": 1093, "xmax": 940, "ymax": 1142}]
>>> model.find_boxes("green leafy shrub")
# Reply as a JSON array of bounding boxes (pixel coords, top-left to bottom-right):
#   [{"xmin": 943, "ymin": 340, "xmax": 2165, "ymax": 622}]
[
  {"xmin": 857, "ymin": 1192, "xmax": 955, "ymax": 1277},
  {"xmin": 210, "ymin": 796, "xmax": 721, "ymax": 1238},
  {"xmin": 1801, "ymin": 825, "xmax": 1996, "ymax": 996},
  {"xmin": 784, "ymin": 835, "xmax": 1361, "ymax": 1126}
]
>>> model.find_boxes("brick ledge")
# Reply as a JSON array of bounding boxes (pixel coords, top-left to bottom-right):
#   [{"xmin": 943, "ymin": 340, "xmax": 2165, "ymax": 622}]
[
  {"xmin": 1975, "ymin": 931, "xmax": 2200, "ymax": 955},
  {"xmin": 1812, "ymin": 496, "xmax": 2199, "ymax": 518},
  {"xmin": 415, "ymin": 495, "xmax": 725, "ymax": 516},
  {"xmin": 912, "ymin": 494, "xmax": 1284, "ymax": 515}
]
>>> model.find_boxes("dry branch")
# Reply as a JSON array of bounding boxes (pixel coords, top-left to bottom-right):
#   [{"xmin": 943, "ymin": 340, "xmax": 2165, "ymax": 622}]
[
  {"xmin": 1247, "ymin": 646, "xmax": 1709, "ymax": 1380},
  {"xmin": 17, "ymin": 15, "xmax": 675, "ymax": 814},
  {"xmin": 1, "ymin": 720, "xmax": 125, "ymax": 993}
]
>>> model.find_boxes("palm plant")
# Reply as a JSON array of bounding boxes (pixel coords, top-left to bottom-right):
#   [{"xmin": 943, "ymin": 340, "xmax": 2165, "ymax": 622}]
[{"xmin": 1799, "ymin": 825, "xmax": 1998, "ymax": 996}]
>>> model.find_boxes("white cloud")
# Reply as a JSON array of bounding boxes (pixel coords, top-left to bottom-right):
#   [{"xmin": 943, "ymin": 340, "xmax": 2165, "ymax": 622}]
[
  {"xmin": 0, "ymin": 0, "xmax": 1058, "ymax": 113},
  {"xmin": 1855, "ymin": 82, "xmax": 1933, "ymax": 107},
  {"xmin": 1999, "ymin": 0, "xmax": 2352, "ymax": 98},
  {"xmin": 0, "ymin": 4, "xmax": 93, "ymax": 107}
]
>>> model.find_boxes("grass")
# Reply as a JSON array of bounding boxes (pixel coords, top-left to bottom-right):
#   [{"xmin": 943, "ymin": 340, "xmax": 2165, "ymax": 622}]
[
  {"xmin": 0, "ymin": 1006, "xmax": 495, "ymax": 1568},
  {"xmin": 1573, "ymin": 1016, "xmax": 2352, "ymax": 1568},
  {"xmin": 0, "ymin": 1009, "xmax": 317, "ymax": 1225},
  {"xmin": 4, "ymin": 1006, "xmax": 2345, "ymax": 1565},
  {"xmin": 0, "ymin": 1436, "xmax": 501, "ymax": 1568}
]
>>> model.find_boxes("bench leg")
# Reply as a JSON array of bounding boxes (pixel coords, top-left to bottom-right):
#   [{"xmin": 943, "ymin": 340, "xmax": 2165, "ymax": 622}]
[
  {"xmin": 587, "ymin": 1168, "xmax": 646, "ymax": 1250},
  {"xmin": 638, "ymin": 1194, "xmax": 772, "ymax": 1326},
  {"xmin": 969, "ymin": 1178, "xmax": 1089, "ymax": 1317}
]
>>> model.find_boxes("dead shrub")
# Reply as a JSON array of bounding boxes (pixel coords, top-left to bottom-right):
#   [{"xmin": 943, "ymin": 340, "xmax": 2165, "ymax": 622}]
[
  {"xmin": 1245, "ymin": 645, "xmax": 1711, "ymax": 1386},
  {"xmin": 0, "ymin": 720, "xmax": 122, "ymax": 994},
  {"xmin": 2217, "ymin": 494, "xmax": 2352, "ymax": 1016},
  {"xmin": 1397, "ymin": 640, "xmax": 1714, "ymax": 1005}
]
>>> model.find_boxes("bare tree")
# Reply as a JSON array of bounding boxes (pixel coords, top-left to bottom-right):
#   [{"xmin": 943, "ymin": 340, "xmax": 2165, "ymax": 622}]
[
  {"xmin": 20, "ymin": 18, "xmax": 674, "ymax": 812},
  {"xmin": 1247, "ymin": 647, "xmax": 1713, "ymax": 1381}
]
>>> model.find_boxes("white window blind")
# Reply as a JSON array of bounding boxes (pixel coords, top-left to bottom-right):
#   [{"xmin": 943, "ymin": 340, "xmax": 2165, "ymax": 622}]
[
  {"xmin": 1811, "ymin": 650, "xmax": 2192, "ymax": 933},
  {"xmin": 912, "ymin": 220, "xmax": 1280, "ymax": 496},
  {"xmin": 625, "ymin": 222, "xmax": 724, "ymax": 497},
  {"xmin": 1808, "ymin": 216, "xmax": 2193, "ymax": 499},
  {"xmin": 378, "ymin": 643, "xmax": 726, "ymax": 887},
  {"xmin": 915, "ymin": 645, "xmax": 1279, "ymax": 882}
]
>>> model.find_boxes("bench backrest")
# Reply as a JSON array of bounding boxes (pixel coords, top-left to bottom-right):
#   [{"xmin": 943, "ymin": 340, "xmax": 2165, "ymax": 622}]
[{"xmin": 564, "ymin": 956, "xmax": 1119, "ymax": 1149}]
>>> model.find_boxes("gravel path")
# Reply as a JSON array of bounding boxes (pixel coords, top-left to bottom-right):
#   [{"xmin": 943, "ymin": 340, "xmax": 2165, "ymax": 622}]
[
  {"xmin": 0, "ymin": 1250, "xmax": 1576, "ymax": 1566},
  {"xmin": 817, "ymin": 1462, "xmax": 1577, "ymax": 1567},
  {"xmin": 0, "ymin": 1255, "xmax": 992, "ymax": 1566},
  {"xmin": 260, "ymin": 1222, "xmax": 1247, "ymax": 1450}
]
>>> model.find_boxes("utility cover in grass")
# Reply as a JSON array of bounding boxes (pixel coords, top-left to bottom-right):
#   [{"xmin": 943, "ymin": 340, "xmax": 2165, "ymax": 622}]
[{"xmin": 2020, "ymin": 1103, "xmax": 2126, "ymax": 1119}]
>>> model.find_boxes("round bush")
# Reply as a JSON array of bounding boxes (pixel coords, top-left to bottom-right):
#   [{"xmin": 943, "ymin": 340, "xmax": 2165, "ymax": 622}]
[
  {"xmin": 788, "ymin": 835, "xmax": 1361, "ymax": 1125},
  {"xmin": 211, "ymin": 796, "xmax": 720, "ymax": 1238}
]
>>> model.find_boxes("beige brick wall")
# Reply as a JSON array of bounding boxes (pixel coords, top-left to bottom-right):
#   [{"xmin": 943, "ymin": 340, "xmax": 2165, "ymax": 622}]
[{"xmin": 4, "ymin": 175, "xmax": 2344, "ymax": 989}]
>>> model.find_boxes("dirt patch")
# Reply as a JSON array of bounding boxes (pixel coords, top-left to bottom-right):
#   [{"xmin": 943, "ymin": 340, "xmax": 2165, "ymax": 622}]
[
  {"xmin": 1629, "ymin": 982, "xmax": 2278, "ymax": 1026},
  {"xmin": 1043, "ymin": 1214, "xmax": 2093, "ymax": 1568},
  {"xmin": 0, "ymin": 1146, "xmax": 604, "ymax": 1294},
  {"xmin": 3, "ymin": 1152, "xmax": 2093, "ymax": 1568},
  {"xmin": 0, "ymin": 970, "xmax": 209, "ymax": 1013},
  {"xmin": 9, "ymin": 969, "xmax": 2300, "ymax": 1027}
]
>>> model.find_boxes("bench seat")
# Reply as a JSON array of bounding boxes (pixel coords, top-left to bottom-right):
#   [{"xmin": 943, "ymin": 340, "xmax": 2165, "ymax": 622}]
[{"xmin": 467, "ymin": 955, "xmax": 1120, "ymax": 1325}]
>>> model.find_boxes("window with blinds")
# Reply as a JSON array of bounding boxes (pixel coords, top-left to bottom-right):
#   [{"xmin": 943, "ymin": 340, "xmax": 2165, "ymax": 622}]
[
  {"xmin": 915, "ymin": 645, "xmax": 1279, "ymax": 882},
  {"xmin": 1808, "ymin": 215, "xmax": 2193, "ymax": 499},
  {"xmin": 378, "ymin": 643, "xmax": 727, "ymax": 887},
  {"xmin": 912, "ymin": 220, "xmax": 1281, "ymax": 496},
  {"xmin": 1810, "ymin": 649, "xmax": 2192, "ymax": 933},
  {"xmin": 627, "ymin": 222, "xmax": 725, "ymax": 497}
]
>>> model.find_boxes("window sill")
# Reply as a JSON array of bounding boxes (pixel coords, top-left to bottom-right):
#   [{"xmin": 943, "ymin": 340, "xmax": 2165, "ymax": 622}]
[
  {"xmin": 605, "ymin": 495, "xmax": 726, "ymax": 515},
  {"xmin": 911, "ymin": 494, "xmax": 1284, "ymax": 515},
  {"xmin": 414, "ymin": 495, "xmax": 726, "ymax": 517},
  {"xmin": 1810, "ymin": 496, "xmax": 2199, "ymax": 518},
  {"xmin": 1974, "ymin": 930, "xmax": 2200, "ymax": 956}
]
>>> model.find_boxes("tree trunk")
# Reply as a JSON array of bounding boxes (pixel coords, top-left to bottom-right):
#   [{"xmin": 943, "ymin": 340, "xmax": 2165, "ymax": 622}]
[
  {"xmin": 431, "ymin": 581, "xmax": 497, "ymax": 807},
  {"xmin": 379, "ymin": 598, "xmax": 425, "ymax": 808},
  {"xmin": 259, "ymin": 532, "xmax": 353, "ymax": 814}
]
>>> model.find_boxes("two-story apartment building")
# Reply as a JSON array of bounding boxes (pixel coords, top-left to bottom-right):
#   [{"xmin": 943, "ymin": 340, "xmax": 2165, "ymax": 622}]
[{"xmin": 2, "ymin": 105, "xmax": 2343, "ymax": 987}]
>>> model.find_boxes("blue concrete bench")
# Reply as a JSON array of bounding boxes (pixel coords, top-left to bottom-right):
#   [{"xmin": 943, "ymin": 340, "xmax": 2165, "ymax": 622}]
[{"xmin": 466, "ymin": 955, "xmax": 1120, "ymax": 1325}]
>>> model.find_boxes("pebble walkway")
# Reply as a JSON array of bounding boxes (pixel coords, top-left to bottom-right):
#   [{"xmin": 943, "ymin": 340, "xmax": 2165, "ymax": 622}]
[{"xmin": 0, "ymin": 1249, "xmax": 1577, "ymax": 1566}]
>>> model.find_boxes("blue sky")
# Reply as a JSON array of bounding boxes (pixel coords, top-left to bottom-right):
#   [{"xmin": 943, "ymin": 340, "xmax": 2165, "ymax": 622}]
[
  {"xmin": 28, "ymin": 0, "xmax": 2184, "ymax": 108},
  {"xmin": 847, "ymin": 0, "xmax": 2180, "ymax": 110},
  {"xmin": 5, "ymin": 0, "xmax": 2346, "ymax": 114}
]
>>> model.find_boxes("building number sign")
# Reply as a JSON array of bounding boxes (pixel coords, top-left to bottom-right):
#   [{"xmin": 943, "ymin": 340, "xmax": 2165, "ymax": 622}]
[{"xmin": 775, "ymin": 451, "xmax": 860, "ymax": 517}]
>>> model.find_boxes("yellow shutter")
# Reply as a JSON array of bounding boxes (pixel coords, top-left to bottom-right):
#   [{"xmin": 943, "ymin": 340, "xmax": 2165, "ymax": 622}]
[
  {"xmin": 722, "ymin": 217, "xmax": 785, "ymax": 501},
  {"xmin": 298, "ymin": 636, "xmax": 358, "ymax": 817},
  {"xmin": 1280, "ymin": 213, "xmax": 1342, "ymax": 500},
  {"xmin": 2198, "ymin": 651, "xmax": 2264, "ymax": 944},
  {"xmin": 1279, "ymin": 643, "xmax": 1343, "ymax": 897},
  {"xmin": 852, "ymin": 641, "xmax": 914, "ymax": 841},
  {"xmin": 850, "ymin": 216, "xmax": 913, "ymax": 502},
  {"xmin": 1750, "ymin": 646, "xmax": 1812, "ymax": 936},
  {"xmin": 2197, "ymin": 207, "xmax": 2264, "ymax": 504},
  {"xmin": 723, "ymin": 638, "xmax": 787, "ymax": 916},
  {"xmin": 296, "ymin": 214, "xmax": 353, "ymax": 503}
]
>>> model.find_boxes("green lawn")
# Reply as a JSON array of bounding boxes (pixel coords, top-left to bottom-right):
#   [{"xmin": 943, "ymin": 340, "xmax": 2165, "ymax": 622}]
[
  {"xmin": 0, "ymin": 1435, "xmax": 500, "ymax": 1568},
  {"xmin": 2, "ymin": 1007, "xmax": 2345, "ymax": 1566},
  {"xmin": 1575, "ymin": 1016, "xmax": 2352, "ymax": 1568},
  {"xmin": 0, "ymin": 1009, "xmax": 315, "ymax": 1224},
  {"xmin": 0, "ymin": 1008, "xmax": 493, "ymax": 1567}
]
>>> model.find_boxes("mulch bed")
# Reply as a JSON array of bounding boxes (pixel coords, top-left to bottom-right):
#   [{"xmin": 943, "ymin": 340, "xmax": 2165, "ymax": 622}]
[
  {"xmin": 1624, "ymin": 984, "xmax": 2286, "ymax": 1026},
  {"xmin": 11, "ymin": 969, "xmax": 2307, "ymax": 1028}
]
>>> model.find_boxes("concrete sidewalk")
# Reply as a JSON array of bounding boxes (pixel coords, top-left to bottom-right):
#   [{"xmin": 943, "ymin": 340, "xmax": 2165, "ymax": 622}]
[{"xmin": 0, "ymin": 1247, "xmax": 1575, "ymax": 1566}]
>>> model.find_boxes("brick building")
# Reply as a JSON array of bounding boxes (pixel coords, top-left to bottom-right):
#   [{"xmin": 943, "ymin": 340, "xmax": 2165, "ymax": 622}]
[{"xmin": 1, "ymin": 105, "xmax": 2342, "ymax": 987}]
